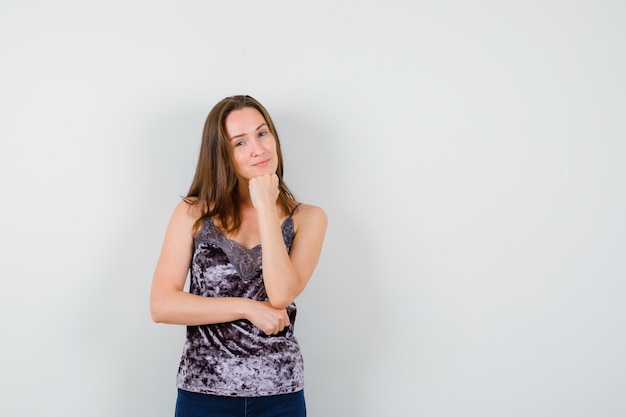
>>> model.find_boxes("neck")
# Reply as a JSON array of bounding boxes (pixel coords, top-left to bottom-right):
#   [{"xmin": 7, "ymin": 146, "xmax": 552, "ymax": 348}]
[{"xmin": 236, "ymin": 180, "xmax": 251, "ymax": 202}]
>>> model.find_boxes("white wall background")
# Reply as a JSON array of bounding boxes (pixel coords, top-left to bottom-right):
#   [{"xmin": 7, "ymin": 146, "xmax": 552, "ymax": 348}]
[{"xmin": 1, "ymin": 1, "xmax": 625, "ymax": 416}]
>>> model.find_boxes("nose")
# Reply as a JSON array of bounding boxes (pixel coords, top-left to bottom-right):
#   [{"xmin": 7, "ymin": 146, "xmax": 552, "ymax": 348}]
[{"xmin": 250, "ymin": 138, "xmax": 264, "ymax": 156}]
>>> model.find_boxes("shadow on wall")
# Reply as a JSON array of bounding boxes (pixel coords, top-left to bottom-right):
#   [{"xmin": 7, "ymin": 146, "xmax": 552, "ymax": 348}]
[
  {"xmin": 300, "ymin": 210, "xmax": 390, "ymax": 417},
  {"xmin": 277, "ymin": 109, "xmax": 391, "ymax": 416}
]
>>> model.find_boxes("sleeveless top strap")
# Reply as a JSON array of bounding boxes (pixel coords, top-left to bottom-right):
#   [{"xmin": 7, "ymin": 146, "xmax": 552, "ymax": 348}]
[{"xmin": 289, "ymin": 202, "xmax": 302, "ymax": 217}]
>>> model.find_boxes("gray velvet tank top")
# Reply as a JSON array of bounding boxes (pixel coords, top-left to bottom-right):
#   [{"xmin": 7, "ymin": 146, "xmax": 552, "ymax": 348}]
[{"xmin": 176, "ymin": 215, "xmax": 304, "ymax": 397}]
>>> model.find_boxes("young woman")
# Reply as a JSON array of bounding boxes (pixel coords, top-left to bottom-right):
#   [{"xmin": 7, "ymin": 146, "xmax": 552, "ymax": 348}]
[{"xmin": 150, "ymin": 95, "xmax": 327, "ymax": 417}]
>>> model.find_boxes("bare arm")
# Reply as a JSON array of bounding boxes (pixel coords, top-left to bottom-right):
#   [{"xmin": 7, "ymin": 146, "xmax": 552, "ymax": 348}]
[
  {"xmin": 150, "ymin": 200, "xmax": 290, "ymax": 334},
  {"xmin": 250, "ymin": 175, "xmax": 328, "ymax": 309}
]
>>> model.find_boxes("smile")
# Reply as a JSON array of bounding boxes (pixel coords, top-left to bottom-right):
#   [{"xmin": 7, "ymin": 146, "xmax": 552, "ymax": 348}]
[{"xmin": 252, "ymin": 160, "xmax": 270, "ymax": 167}]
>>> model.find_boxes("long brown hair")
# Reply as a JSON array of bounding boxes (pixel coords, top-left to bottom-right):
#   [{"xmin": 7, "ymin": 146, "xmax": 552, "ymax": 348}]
[{"xmin": 185, "ymin": 95, "xmax": 297, "ymax": 233}]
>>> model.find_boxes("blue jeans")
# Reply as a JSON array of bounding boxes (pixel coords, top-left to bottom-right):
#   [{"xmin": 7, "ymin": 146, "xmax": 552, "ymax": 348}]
[{"xmin": 175, "ymin": 389, "xmax": 306, "ymax": 417}]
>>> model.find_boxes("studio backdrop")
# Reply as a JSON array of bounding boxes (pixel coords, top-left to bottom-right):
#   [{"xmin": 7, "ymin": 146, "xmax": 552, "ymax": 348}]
[{"xmin": 1, "ymin": 1, "xmax": 625, "ymax": 416}]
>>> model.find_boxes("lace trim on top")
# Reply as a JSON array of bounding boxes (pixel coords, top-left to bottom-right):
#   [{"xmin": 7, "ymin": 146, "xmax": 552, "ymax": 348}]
[{"xmin": 194, "ymin": 216, "xmax": 295, "ymax": 281}]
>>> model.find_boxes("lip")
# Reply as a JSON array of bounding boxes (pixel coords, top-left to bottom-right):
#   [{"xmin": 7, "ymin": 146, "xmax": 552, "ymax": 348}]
[{"xmin": 252, "ymin": 159, "xmax": 270, "ymax": 167}]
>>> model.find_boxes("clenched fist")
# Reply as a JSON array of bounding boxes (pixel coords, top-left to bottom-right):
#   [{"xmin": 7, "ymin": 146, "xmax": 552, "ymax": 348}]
[
  {"xmin": 249, "ymin": 174, "xmax": 279, "ymax": 211},
  {"xmin": 247, "ymin": 301, "xmax": 290, "ymax": 335}
]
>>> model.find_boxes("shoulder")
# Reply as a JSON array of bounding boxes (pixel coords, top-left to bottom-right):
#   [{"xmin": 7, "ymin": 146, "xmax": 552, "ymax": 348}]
[
  {"xmin": 292, "ymin": 203, "xmax": 327, "ymax": 231},
  {"xmin": 170, "ymin": 198, "xmax": 205, "ymax": 230}
]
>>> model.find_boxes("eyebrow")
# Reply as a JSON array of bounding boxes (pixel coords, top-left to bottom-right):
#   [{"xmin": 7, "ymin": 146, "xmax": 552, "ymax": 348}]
[{"xmin": 229, "ymin": 123, "xmax": 267, "ymax": 141}]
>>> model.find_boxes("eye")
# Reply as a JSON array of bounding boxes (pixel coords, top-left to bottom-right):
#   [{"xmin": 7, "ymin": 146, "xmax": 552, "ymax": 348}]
[
  {"xmin": 234, "ymin": 139, "xmax": 246, "ymax": 147},
  {"xmin": 259, "ymin": 131, "xmax": 268, "ymax": 138}
]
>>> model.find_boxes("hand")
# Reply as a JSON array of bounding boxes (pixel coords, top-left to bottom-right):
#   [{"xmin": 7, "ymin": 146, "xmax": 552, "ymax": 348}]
[
  {"xmin": 246, "ymin": 301, "xmax": 290, "ymax": 335},
  {"xmin": 248, "ymin": 174, "xmax": 279, "ymax": 212}
]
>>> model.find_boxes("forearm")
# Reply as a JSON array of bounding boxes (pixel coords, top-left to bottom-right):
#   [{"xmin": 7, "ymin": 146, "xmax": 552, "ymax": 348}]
[
  {"xmin": 150, "ymin": 290, "xmax": 253, "ymax": 326},
  {"xmin": 257, "ymin": 207, "xmax": 302, "ymax": 308}
]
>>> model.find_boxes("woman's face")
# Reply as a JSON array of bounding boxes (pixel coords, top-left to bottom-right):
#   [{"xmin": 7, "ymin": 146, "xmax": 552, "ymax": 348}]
[{"xmin": 224, "ymin": 106, "xmax": 278, "ymax": 182}]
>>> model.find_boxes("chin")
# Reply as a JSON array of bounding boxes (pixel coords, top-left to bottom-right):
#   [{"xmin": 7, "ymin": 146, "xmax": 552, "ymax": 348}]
[{"xmin": 258, "ymin": 166, "xmax": 278, "ymax": 176}]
